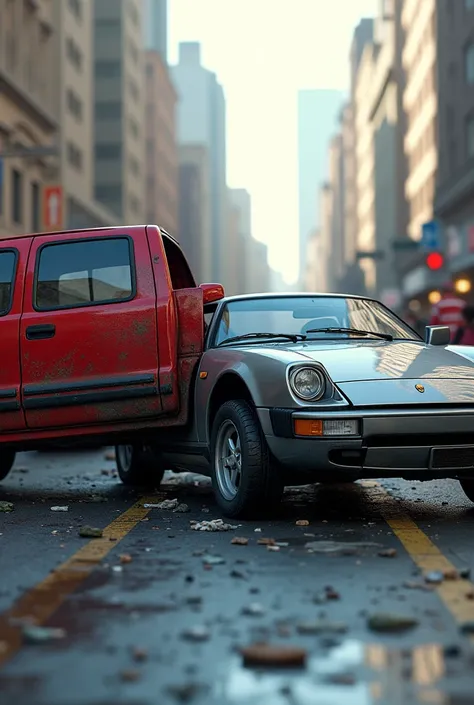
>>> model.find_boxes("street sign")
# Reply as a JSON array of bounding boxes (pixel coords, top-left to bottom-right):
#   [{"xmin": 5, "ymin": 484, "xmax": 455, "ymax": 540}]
[
  {"xmin": 421, "ymin": 220, "xmax": 441, "ymax": 251},
  {"xmin": 43, "ymin": 185, "xmax": 63, "ymax": 231}
]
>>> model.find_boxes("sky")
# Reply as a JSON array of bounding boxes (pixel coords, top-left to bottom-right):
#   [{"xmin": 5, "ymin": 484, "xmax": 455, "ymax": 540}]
[{"xmin": 169, "ymin": 0, "xmax": 379, "ymax": 284}]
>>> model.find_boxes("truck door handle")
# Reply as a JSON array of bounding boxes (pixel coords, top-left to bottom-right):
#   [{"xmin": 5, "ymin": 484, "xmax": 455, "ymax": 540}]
[{"xmin": 26, "ymin": 324, "xmax": 56, "ymax": 340}]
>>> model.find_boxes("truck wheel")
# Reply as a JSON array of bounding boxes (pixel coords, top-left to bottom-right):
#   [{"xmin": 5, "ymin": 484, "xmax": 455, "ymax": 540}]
[
  {"xmin": 0, "ymin": 450, "xmax": 16, "ymax": 481},
  {"xmin": 115, "ymin": 445, "xmax": 165, "ymax": 487},
  {"xmin": 459, "ymin": 478, "xmax": 474, "ymax": 503},
  {"xmin": 210, "ymin": 400, "xmax": 283, "ymax": 518}
]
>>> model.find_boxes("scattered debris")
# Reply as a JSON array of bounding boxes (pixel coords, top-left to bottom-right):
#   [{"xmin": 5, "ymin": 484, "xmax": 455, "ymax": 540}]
[
  {"xmin": 230, "ymin": 569, "xmax": 246, "ymax": 579},
  {"xmin": 460, "ymin": 568, "xmax": 471, "ymax": 579},
  {"xmin": 240, "ymin": 643, "xmax": 307, "ymax": 668},
  {"xmin": 104, "ymin": 451, "xmax": 116, "ymax": 461},
  {"xmin": 166, "ymin": 683, "xmax": 209, "ymax": 703},
  {"xmin": 185, "ymin": 596, "xmax": 203, "ymax": 606},
  {"xmin": 174, "ymin": 503, "xmax": 190, "ymax": 513},
  {"xmin": 22, "ymin": 625, "xmax": 66, "ymax": 644},
  {"xmin": 305, "ymin": 540, "xmax": 382, "ymax": 554},
  {"xmin": 296, "ymin": 620, "xmax": 347, "ymax": 635},
  {"xmin": 296, "ymin": 520, "xmax": 309, "ymax": 526},
  {"xmin": 242, "ymin": 603, "xmax": 265, "ymax": 616},
  {"xmin": 267, "ymin": 545, "xmax": 280, "ymax": 552},
  {"xmin": 254, "ymin": 528, "xmax": 262, "ymax": 532},
  {"xmin": 367, "ymin": 613, "xmax": 418, "ymax": 633},
  {"xmin": 143, "ymin": 498, "xmax": 179, "ymax": 510},
  {"xmin": 131, "ymin": 646, "xmax": 148, "ymax": 662},
  {"xmin": 403, "ymin": 581, "xmax": 433, "ymax": 592},
  {"xmin": 378, "ymin": 548, "xmax": 397, "ymax": 558},
  {"xmin": 425, "ymin": 571, "xmax": 444, "ymax": 585},
  {"xmin": 443, "ymin": 568, "xmax": 460, "ymax": 580},
  {"xmin": 202, "ymin": 554, "xmax": 225, "ymax": 566},
  {"xmin": 119, "ymin": 554, "xmax": 132, "ymax": 564},
  {"xmin": 190, "ymin": 519, "xmax": 237, "ymax": 532},
  {"xmin": 257, "ymin": 538, "xmax": 275, "ymax": 546},
  {"xmin": 78, "ymin": 526, "xmax": 103, "ymax": 538},
  {"xmin": 325, "ymin": 586, "xmax": 340, "ymax": 600},
  {"xmin": 120, "ymin": 669, "xmax": 141, "ymax": 682},
  {"xmin": 0, "ymin": 501, "xmax": 14, "ymax": 513},
  {"xmin": 231, "ymin": 537, "xmax": 249, "ymax": 545},
  {"xmin": 181, "ymin": 626, "xmax": 210, "ymax": 642},
  {"xmin": 50, "ymin": 506, "xmax": 69, "ymax": 512},
  {"xmin": 325, "ymin": 673, "xmax": 357, "ymax": 686}
]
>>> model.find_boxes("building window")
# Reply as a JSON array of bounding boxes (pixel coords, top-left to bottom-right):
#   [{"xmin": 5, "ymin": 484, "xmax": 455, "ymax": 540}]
[
  {"xmin": 129, "ymin": 3, "xmax": 139, "ymax": 27},
  {"xmin": 129, "ymin": 194, "xmax": 140, "ymax": 214},
  {"xmin": 129, "ymin": 38, "xmax": 138, "ymax": 64},
  {"xmin": 129, "ymin": 156, "xmax": 139, "ymax": 176},
  {"xmin": 66, "ymin": 37, "xmax": 83, "ymax": 71},
  {"xmin": 465, "ymin": 43, "xmax": 474, "ymax": 84},
  {"xmin": 11, "ymin": 169, "xmax": 22, "ymax": 224},
  {"xmin": 35, "ymin": 238, "xmax": 134, "ymax": 310},
  {"xmin": 95, "ymin": 102, "xmax": 122, "ymax": 120},
  {"xmin": 129, "ymin": 77, "xmax": 139, "ymax": 101},
  {"xmin": 129, "ymin": 118, "xmax": 139, "ymax": 139},
  {"xmin": 95, "ymin": 184, "xmax": 122, "ymax": 210},
  {"xmin": 95, "ymin": 60, "xmax": 121, "ymax": 78},
  {"xmin": 31, "ymin": 182, "xmax": 40, "ymax": 231},
  {"xmin": 0, "ymin": 250, "xmax": 16, "ymax": 315},
  {"xmin": 95, "ymin": 18, "xmax": 121, "ymax": 36},
  {"xmin": 68, "ymin": 0, "xmax": 82, "ymax": 20},
  {"xmin": 67, "ymin": 88, "xmax": 83, "ymax": 121},
  {"xmin": 95, "ymin": 144, "xmax": 122, "ymax": 160},
  {"xmin": 67, "ymin": 142, "xmax": 83, "ymax": 171}
]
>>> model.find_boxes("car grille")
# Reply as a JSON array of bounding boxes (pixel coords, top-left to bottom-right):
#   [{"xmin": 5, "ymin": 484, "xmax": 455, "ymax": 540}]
[{"xmin": 431, "ymin": 447, "xmax": 474, "ymax": 470}]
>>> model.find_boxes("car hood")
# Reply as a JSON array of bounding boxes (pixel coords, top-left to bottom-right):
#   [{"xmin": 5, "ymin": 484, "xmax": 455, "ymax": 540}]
[{"xmin": 241, "ymin": 339, "xmax": 474, "ymax": 383}]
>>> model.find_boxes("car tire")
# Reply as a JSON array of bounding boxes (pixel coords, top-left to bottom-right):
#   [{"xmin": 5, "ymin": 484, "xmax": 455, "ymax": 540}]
[
  {"xmin": 0, "ymin": 450, "xmax": 16, "ymax": 481},
  {"xmin": 459, "ymin": 478, "xmax": 474, "ymax": 503},
  {"xmin": 210, "ymin": 400, "xmax": 283, "ymax": 518},
  {"xmin": 115, "ymin": 444, "xmax": 165, "ymax": 488}
]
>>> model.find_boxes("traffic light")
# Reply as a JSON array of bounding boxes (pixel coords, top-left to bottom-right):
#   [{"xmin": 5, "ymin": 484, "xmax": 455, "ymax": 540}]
[{"xmin": 425, "ymin": 252, "xmax": 444, "ymax": 270}]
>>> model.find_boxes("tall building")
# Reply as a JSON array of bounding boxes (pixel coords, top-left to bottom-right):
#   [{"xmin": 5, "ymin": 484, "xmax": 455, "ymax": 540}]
[
  {"xmin": 144, "ymin": 0, "xmax": 167, "ymax": 61},
  {"xmin": 297, "ymin": 89, "xmax": 343, "ymax": 284},
  {"xmin": 172, "ymin": 43, "xmax": 227, "ymax": 281},
  {"xmin": 229, "ymin": 189, "xmax": 252, "ymax": 292},
  {"xmin": 327, "ymin": 133, "xmax": 345, "ymax": 291},
  {"xmin": 246, "ymin": 238, "xmax": 270, "ymax": 294},
  {"xmin": 93, "ymin": 0, "xmax": 146, "ymax": 224},
  {"xmin": 53, "ymin": 0, "xmax": 116, "ymax": 231},
  {"xmin": 435, "ymin": 0, "xmax": 474, "ymax": 283},
  {"xmin": 178, "ymin": 144, "xmax": 211, "ymax": 283},
  {"xmin": 0, "ymin": 0, "xmax": 57, "ymax": 237},
  {"xmin": 145, "ymin": 50, "xmax": 178, "ymax": 235},
  {"xmin": 225, "ymin": 201, "xmax": 244, "ymax": 295},
  {"xmin": 402, "ymin": 0, "xmax": 437, "ymax": 244}
]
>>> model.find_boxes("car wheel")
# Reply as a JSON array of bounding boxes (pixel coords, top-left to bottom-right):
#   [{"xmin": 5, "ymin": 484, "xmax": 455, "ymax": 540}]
[
  {"xmin": 459, "ymin": 478, "xmax": 474, "ymax": 503},
  {"xmin": 115, "ymin": 444, "xmax": 165, "ymax": 487},
  {"xmin": 211, "ymin": 400, "xmax": 283, "ymax": 518},
  {"xmin": 0, "ymin": 450, "xmax": 16, "ymax": 481}
]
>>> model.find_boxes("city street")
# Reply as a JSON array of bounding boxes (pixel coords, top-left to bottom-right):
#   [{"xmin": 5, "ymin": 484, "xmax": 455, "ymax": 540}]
[{"xmin": 1, "ymin": 450, "xmax": 474, "ymax": 704}]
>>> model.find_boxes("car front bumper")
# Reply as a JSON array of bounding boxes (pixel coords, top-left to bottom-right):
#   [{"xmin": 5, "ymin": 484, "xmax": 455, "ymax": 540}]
[{"xmin": 257, "ymin": 407, "xmax": 474, "ymax": 479}]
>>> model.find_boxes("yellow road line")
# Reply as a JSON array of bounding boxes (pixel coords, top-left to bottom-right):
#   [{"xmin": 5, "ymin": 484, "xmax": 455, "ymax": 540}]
[
  {"xmin": 0, "ymin": 494, "xmax": 163, "ymax": 668},
  {"xmin": 364, "ymin": 482, "xmax": 474, "ymax": 626}
]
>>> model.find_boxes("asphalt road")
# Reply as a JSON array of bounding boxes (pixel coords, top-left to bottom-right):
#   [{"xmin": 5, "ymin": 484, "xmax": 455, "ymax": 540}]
[{"xmin": 1, "ymin": 451, "xmax": 474, "ymax": 704}]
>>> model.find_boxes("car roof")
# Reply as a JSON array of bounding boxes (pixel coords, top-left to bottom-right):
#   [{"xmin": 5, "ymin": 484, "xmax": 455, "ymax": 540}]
[
  {"xmin": 1, "ymin": 224, "xmax": 180, "ymax": 247},
  {"xmin": 219, "ymin": 292, "xmax": 377, "ymax": 304}
]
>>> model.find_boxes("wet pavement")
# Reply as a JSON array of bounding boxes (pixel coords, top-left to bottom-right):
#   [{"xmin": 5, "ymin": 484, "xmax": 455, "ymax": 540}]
[{"xmin": 1, "ymin": 450, "xmax": 474, "ymax": 703}]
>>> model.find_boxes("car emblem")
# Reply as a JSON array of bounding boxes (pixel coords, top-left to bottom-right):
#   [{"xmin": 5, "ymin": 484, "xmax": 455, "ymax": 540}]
[{"xmin": 415, "ymin": 384, "xmax": 425, "ymax": 393}]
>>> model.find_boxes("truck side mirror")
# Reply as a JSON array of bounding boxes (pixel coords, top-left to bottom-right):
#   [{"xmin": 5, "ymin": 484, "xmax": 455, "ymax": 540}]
[
  {"xmin": 200, "ymin": 283, "xmax": 225, "ymax": 304},
  {"xmin": 425, "ymin": 325, "xmax": 450, "ymax": 346}
]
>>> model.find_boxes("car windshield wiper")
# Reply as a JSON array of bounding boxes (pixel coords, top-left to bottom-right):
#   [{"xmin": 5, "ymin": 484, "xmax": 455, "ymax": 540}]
[
  {"xmin": 305, "ymin": 327, "xmax": 393, "ymax": 341},
  {"xmin": 218, "ymin": 332, "xmax": 305, "ymax": 346}
]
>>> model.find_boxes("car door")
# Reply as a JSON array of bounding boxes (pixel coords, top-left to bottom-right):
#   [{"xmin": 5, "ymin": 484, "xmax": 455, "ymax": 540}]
[
  {"xmin": 0, "ymin": 238, "xmax": 31, "ymax": 432},
  {"xmin": 19, "ymin": 229, "xmax": 163, "ymax": 430}
]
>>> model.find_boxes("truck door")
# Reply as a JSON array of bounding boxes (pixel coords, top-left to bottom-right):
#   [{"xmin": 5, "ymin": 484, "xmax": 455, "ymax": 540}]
[
  {"xmin": 0, "ymin": 239, "xmax": 30, "ymax": 432},
  {"xmin": 19, "ymin": 228, "xmax": 162, "ymax": 430}
]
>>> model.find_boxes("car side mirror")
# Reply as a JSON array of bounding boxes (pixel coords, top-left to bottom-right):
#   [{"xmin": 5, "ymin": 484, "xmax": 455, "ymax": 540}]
[
  {"xmin": 425, "ymin": 325, "xmax": 450, "ymax": 346},
  {"xmin": 200, "ymin": 283, "xmax": 225, "ymax": 304}
]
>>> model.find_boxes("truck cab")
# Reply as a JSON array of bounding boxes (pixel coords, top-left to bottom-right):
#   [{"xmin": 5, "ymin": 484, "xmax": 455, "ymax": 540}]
[{"xmin": 0, "ymin": 224, "xmax": 224, "ymax": 479}]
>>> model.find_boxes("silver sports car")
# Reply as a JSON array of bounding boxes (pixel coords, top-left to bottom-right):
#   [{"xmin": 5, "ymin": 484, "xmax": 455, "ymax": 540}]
[{"xmin": 116, "ymin": 293, "xmax": 474, "ymax": 518}]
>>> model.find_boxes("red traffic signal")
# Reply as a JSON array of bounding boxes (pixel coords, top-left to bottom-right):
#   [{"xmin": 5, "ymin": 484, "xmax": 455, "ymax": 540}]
[{"xmin": 425, "ymin": 252, "xmax": 444, "ymax": 270}]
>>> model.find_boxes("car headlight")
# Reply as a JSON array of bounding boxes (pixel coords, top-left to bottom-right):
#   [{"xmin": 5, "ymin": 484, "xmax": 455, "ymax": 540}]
[{"xmin": 289, "ymin": 366, "xmax": 326, "ymax": 401}]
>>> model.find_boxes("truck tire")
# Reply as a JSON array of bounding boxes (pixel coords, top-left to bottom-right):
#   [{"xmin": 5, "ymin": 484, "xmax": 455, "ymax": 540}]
[
  {"xmin": 0, "ymin": 450, "xmax": 16, "ymax": 481},
  {"xmin": 210, "ymin": 400, "xmax": 283, "ymax": 518},
  {"xmin": 115, "ymin": 444, "xmax": 165, "ymax": 487}
]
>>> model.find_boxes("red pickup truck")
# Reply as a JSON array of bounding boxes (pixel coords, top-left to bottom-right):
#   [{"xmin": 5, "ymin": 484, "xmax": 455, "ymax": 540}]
[{"xmin": 0, "ymin": 224, "xmax": 223, "ymax": 480}]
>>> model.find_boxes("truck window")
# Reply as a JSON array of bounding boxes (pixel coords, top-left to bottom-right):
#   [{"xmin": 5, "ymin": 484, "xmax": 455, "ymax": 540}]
[
  {"xmin": 162, "ymin": 236, "xmax": 196, "ymax": 289},
  {"xmin": 0, "ymin": 250, "xmax": 17, "ymax": 315},
  {"xmin": 35, "ymin": 237, "xmax": 135, "ymax": 310}
]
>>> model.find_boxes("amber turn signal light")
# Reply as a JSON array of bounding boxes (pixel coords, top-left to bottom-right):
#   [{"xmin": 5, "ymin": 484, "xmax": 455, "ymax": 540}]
[{"xmin": 294, "ymin": 419, "xmax": 323, "ymax": 436}]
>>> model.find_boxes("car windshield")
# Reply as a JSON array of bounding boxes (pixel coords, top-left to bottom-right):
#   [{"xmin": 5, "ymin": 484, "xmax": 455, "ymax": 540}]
[{"xmin": 214, "ymin": 296, "xmax": 419, "ymax": 345}]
